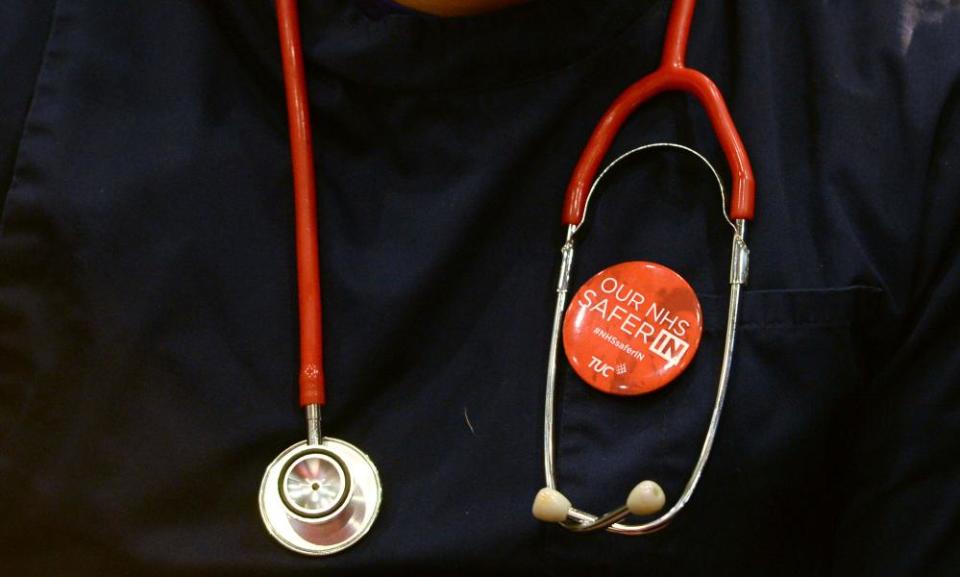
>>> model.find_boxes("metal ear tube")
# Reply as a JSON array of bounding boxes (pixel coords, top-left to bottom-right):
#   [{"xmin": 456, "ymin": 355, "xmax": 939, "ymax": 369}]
[{"xmin": 534, "ymin": 143, "xmax": 750, "ymax": 535}]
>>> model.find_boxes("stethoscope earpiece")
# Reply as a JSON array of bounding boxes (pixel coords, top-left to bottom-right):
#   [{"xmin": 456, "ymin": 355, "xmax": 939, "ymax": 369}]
[
  {"xmin": 532, "ymin": 487, "xmax": 571, "ymax": 523},
  {"xmin": 626, "ymin": 481, "xmax": 666, "ymax": 516},
  {"xmin": 532, "ymin": 480, "xmax": 666, "ymax": 525}
]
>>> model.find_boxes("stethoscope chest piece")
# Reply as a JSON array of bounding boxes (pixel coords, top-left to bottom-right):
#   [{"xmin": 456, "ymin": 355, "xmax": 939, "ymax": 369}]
[{"xmin": 259, "ymin": 438, "xmax": 382, "ymax": 556}]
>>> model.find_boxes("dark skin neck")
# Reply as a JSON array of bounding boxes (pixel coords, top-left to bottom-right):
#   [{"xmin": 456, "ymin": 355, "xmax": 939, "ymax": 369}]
[{"xmin": 389, "ymin": 0, "xmax": 529, "ymax": 17}]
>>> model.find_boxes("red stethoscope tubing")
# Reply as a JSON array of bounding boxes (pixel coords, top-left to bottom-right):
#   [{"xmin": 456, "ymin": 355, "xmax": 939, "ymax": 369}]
[
  {"xmin": 275, "ymin": 0, "xmax": 753, "ymax": 407},
  {"xmin": 276, "ymin": 0, "xmax": 325, "ymax": 407},
  {"xmin": 563, "ymin": 0, "xmax": 755, "ymax": 225}
]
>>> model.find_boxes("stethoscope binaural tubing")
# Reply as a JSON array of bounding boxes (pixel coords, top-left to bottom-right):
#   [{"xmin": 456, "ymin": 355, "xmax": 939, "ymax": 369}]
[{"xmin": 537, "ymin": 0, "xmax": 755, "ymax": 535}]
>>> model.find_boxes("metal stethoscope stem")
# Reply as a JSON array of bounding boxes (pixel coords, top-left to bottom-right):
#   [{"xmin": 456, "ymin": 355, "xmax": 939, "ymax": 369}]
[{"xmin": 306, "ymin": 403, "xmax": 321, "ymax": 446}]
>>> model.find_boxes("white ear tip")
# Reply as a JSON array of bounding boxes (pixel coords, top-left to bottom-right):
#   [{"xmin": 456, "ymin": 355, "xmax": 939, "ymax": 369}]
[
  {"xmin": 532, "ymin": 487, "xmax": 572, "ymax": 523},
  {"xmin": 627, "ymin": 480, "xmax": 665, "ymax": 516}
]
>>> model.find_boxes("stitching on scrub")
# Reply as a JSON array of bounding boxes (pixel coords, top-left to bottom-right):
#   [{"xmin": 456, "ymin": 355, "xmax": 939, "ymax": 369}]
[
  {"xmin": 699, "ymin": 285, "xmax": 885, "ymax": 331},
  {"xmin": 0, "ymin": 0, "xmax": 61, "ymax": 230},
  {"xmin": 736, "ymin": 321, "xmax": 856, "ymax": 330},
  {"xmin": 704, "ymin": 321, "xmax": 858, "ymax": 334},
  {"xmin": 738, "ymin": 285, "xmax": 883, "ymax": 297},
  {"xmin": 0, "ymin": 0, "xmax": 61, "ymax": 447}
]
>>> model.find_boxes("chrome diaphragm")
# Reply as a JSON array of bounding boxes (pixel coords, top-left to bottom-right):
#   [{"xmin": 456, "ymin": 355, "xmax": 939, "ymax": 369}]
[{"xmin": 259, "ymin": 438, "xmax": 381, "ymax": 555}]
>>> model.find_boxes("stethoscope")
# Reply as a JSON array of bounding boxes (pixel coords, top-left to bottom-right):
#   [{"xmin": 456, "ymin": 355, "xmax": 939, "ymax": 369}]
[
  {"xmin": 531, "ymin": 0, "xmax": 755, "ymax": 534},
  {"xmin": 258, "ymin": 0, "xmax": 755, "ymax": 556}
]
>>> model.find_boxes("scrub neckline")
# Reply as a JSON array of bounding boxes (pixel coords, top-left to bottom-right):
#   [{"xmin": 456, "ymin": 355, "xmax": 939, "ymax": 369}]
[{"xmin": 291, "ymin": 0, "xmax": 666, "ymax": 92}]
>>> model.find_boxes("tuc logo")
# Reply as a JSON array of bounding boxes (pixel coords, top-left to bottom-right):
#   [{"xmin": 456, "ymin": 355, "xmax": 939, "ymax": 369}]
[
  {"xmin": 562, "ymin": 261, "xmax": 703, "ymax": 396},
  {"xmin": 588, "ymin": 356, "xmax": 616, "ymax": 376}
]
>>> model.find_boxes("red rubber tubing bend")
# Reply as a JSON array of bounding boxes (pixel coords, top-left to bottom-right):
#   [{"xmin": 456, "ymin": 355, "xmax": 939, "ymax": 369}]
[
  {"xmin": 562, "ymin": 0, "xmax": 755, "ymax": 224},
  {"xmin": 276, "ymin": 0, "xmax": 325, "ymax": 406}
]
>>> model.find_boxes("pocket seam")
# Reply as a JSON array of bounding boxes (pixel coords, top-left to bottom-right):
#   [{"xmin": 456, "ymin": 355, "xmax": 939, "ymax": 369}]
[{"xmin": 701, "ymin": 285, "xmax": 884, "ymax": 332}]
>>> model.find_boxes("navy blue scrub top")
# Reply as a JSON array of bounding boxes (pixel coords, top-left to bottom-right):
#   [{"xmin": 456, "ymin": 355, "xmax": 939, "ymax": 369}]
[{"xmin": 1, "ymin": 1, "xmax": 959, "ymax": 575}]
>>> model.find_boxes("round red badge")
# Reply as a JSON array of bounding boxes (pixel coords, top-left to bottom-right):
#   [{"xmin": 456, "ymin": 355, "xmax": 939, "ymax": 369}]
[{"xmin": 563, "ymin": 261, "xmax": 703, "ymax": 395}]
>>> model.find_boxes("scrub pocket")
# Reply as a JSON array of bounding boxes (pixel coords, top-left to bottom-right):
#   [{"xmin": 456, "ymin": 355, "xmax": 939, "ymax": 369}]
[{"xmin": 548, "ymin": 285, "xmax": 884, "ymax": 571}]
